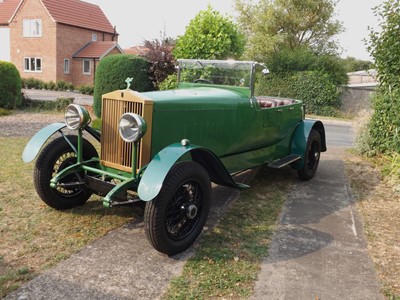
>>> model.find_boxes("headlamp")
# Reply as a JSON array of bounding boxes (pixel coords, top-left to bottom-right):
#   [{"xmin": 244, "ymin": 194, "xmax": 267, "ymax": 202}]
[
  {"xmin": 65, "ymin": 104, "xmax": 91, "ymax": 130},
  {"xmin": 118, "ymin": 113, "xmax": 147, "ymax": 143}
]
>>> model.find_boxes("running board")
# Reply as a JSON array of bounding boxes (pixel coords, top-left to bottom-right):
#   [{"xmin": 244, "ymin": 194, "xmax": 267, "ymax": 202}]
[{"xmin": 268, "ymin": 154, "xmax": 301, "ymax": 169}]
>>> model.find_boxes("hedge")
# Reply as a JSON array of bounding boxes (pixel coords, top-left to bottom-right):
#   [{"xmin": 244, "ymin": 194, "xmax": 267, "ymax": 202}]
[
  {"xmin": 0, "ymin": 61, "xmax": 22, "ymax": 109},
  {"xmin": 93, "ymin": 55, "xmax": 153, "ymax": 117},
  {"xmin": 256, "ymin": 71, "xmax": 341, "ymax": 116}
]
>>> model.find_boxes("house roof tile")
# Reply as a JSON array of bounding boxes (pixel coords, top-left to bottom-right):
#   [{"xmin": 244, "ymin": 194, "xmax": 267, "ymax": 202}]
[
  {"xmin": 41, "ymin": 0, "xmax": 115, "ymax": 34},
  {"xmin": 73, "ymin": 41, "xmax": 123, "ymax": 59},
  {"xmin": 0, "ymin": 0, "xmax": 21, "ymax": 25},
  {"xmin": 124, "ymin": 46, "xmax": 150, "ymax": 56}
]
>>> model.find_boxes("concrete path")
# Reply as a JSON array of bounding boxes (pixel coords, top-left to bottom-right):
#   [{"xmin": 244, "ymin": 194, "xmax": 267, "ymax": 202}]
[
  {"xmin": 4, "ymin": 172, "xmax": 253, "ymax": 300},
  {"xmin": 251, "ymin": 146, "xmax": 383, "ymax": 300}
]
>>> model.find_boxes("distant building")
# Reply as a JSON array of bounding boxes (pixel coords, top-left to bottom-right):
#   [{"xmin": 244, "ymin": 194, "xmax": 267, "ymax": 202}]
[
  {"xmin": 123, "ymin": 45, "xmax": 150, "ymax": 56},
  {"xmin": 347, "ymin": 69, "xmax": 378, "ymax": 87},
  {"xmin": 0, "ymin": 0, "xmax": 124, "ymax": 86},
  {"xmin": 341, "ymin": 70, "xmax": 378, "ymax": 115}
]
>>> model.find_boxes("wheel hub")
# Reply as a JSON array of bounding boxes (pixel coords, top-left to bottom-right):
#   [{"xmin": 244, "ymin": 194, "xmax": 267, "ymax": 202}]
[{"xmin": 183, "ymin": 204, "xmax": 198, "ymax": 219}]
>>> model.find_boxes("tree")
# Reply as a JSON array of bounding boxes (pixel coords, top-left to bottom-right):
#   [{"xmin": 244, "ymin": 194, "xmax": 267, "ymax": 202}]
[
  {"xmin": 143, "ymin": 36, "xmax": 176, "ymax": 89},
  {"xmin": 366, "ymin": 0, "xmax": 400, "ymax": 90},
  {"xmin": 363, "ymin": 0, "xmax": 400, "ymax": 154},
  {"xmin": 340, "ymin": 56, "xmax": 373, "ymax": 73},
  {"xmin": 235, "ymin": 0, "xmax": 343, "ymax": 60},
  {"xmin": 173, "ymin": 6, "xmax": 245, "ymax": 60}
]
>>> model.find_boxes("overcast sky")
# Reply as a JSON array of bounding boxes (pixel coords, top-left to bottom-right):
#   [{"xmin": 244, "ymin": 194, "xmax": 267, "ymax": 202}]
[
  {"xmin": 84, "ymin": 0, "xmax": 383, "ymax": 61},
  {"xmin": 0, "ymin": 0, "xmax": 384, "ymax": 61}
]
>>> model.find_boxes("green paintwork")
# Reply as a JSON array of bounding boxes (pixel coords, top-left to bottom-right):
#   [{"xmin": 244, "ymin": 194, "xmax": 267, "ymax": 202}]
[
  {"xmin": 22, "ymin": 123, "xmax": 67, "ymax": 162},
  {"xmin": 138, "ymin": 142, "xmax": 201, "ymax": 201},
  {"xmin": 142, "ymin": 87, "xmax": 305, "ymax": 174},
  {"xmin": 290, "ymin": 119, "xmax": 327, "ymax": 170},
  {"xmin": 138, "ymin": 142, "xmax": 247, "ymax": 201}
]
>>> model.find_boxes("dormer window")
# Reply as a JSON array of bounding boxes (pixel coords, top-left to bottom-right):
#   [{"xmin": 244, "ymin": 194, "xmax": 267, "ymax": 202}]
[
  {"xmin": 23, "ymin": 19, "xmax": 42, "ymax": 37},
  {"xmin": 92, "ymin": 34, "xmax": 97, "ymax": 42}
]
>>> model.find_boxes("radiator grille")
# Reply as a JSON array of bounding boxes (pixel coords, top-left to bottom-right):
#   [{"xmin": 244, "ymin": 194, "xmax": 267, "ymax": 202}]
[{"xmin": 100, "ymin": 91, "xmax": 153, "ymax": 173}]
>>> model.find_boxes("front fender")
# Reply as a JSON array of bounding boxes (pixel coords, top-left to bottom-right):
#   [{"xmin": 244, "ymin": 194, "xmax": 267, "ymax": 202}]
[
  {"xmin": 138, "ymin": 142, "xmax": 244, "ymax": 201},
  {"xmin": 290, "ymin": 119, "xmax": 326, "ymax": 170},
  {"xmin": 22, "ymin": 123, "xmax": 67, "ymax": 162}
]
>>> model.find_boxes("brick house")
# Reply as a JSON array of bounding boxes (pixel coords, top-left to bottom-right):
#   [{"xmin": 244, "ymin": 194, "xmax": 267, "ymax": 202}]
[{"xmin": 0, "ymin": 0, "xmax": 123, "ymax": 86}]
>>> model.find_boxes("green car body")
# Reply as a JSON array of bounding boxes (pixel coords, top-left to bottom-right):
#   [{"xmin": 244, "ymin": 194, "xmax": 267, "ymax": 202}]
[{"xmin": 23, "ymin": 59, "xmax": 326, "ymax": 255}]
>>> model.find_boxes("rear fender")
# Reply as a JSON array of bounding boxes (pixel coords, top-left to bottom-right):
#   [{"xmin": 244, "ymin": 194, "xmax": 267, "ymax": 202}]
[
  {"xmin": 138, "ymin": 142, "xmax": 243, "ymax": 202},
  {"xmin": 290, "ymin": 120, "xmax": 326, "ymax": 170}
]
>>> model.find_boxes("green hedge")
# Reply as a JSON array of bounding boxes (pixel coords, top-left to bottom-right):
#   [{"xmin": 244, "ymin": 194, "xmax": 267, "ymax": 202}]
[
  {"xmin": 366, "ymin": 90, "xmax": 400, "ymax": 154},
  {"xmin": 256, "ymin": 71, "xmax": 341, "ymax": 116},
  {"xmin": 0, "ymin": 61, "xmax": 22, "ymax": 109},
  {"xmin": 93, "ymin": 54, "xmax": 153, "ymax": 117}
]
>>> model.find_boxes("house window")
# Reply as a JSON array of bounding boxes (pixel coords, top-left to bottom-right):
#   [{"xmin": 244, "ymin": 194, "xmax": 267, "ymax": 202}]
[
  {"xmin": 23, "ymin": 19, "xmax": 42, "ymax": 37},
  {"xmin": 64, "ymin": 59, "xmax": 70, "ymax": 74},
  {"xmin": 83, "ymin": 60, "xmax": 91, "ymax": 74},
  {"xmin": 92, "ymin": 34, "xmax": 97, "ymax": 42},
  {"xmin": 24, "ymin": 57, "xmax": 42, "ymax": 72}
]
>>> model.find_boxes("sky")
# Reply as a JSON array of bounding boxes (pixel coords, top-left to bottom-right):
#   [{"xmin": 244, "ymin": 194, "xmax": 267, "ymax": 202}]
[
  {"xmin": 0, "ymin": 0, "xmax": 384, "ymax": 61},
  {"xmin": 83, "ymin": 0, "xmax": 383, "ymax": 61}
]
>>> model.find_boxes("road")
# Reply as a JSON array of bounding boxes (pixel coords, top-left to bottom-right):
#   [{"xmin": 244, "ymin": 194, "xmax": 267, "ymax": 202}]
[{"xmin": 324, "ymin": 121, "xmax": 354, "ymax": 148}]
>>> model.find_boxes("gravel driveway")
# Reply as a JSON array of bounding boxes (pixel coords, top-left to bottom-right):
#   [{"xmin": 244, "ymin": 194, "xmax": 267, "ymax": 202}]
[{"xmin": 0, "ymin": 112, "xmax": 64, "ymax": 137}]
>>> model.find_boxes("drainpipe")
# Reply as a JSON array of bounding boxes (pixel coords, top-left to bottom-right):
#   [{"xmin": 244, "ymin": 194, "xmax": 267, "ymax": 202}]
[{"xmin": 93, "ymin": 58, "xmax": 96, "ymax": 85}]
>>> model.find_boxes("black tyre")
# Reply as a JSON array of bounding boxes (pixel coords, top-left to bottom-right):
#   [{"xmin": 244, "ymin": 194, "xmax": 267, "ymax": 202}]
[
  {"xmin": 144, "ymin": 161, "xmax": 211, "ymax": 255},
  {"xmin": 34, "ymin": 135, "xmax": 98, "ymax": 210},
  {"xmin": 297, "ymin": 129, "xmax": 321, "ymax": 180}
]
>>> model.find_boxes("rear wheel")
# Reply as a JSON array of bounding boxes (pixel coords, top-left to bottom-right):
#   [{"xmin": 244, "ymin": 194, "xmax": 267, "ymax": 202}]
[
  {"xmin": 297, "ymin": 129, "xmax": 321, "ymax": 180},
  {"xmin": 144, "ymin": 161, "xmax": 211, "ymax": 255},
  {"xmin": 34, "ymin": 135, "xmax": 98, "ymax": 210}
]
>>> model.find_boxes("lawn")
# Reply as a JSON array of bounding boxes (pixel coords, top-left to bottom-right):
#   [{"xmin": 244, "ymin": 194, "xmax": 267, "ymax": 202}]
[{"xmin": 0, "ymin": 137, "xmax": 139, "ymax": 297}]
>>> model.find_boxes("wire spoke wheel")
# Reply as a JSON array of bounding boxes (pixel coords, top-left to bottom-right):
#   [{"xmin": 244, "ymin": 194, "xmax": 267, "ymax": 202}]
[
  {"xmin": 165, "ymin": 181, "xmax": 203, "ymax": 241},
  {"xmin": 297, "ymin": 129, "xmax": 321, "ymax": 180},
  {"xmin": 144, "ymin": 161, "xmax": 211, "ymax": 255},
  {"xmin": 34, "ymin": 135, "xmax": 98, "ymax": 210}
]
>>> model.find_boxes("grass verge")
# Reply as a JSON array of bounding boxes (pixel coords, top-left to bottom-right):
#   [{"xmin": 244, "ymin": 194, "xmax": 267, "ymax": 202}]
[
  {"xmin": 345, "ymin": 153, "xmax": 400, "ymax": 300},
  {"xmin": 163, "ymin": 166, "xmax": 292, "ymax": 299},
  {"xmin": 0, "ymin": 137, "xmax": 139, "ymax": 297}
]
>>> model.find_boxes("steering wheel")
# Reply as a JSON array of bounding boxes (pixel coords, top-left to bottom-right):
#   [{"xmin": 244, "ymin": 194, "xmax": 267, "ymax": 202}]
[{"xmin": 193, "ymin": 78, "xmax": 213, "ymax": 84}]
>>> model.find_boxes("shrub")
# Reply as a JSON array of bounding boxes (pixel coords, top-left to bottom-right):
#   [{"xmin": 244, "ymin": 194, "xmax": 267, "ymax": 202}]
[
  {"xmin": 0, "ymin": 61, "xmax": 22, "ymax": 109},
  {"xmin": 91, "ymin": 118, "xmax": 102, "ymax": 131},
  {"xmin": 256, "ymin": 71, "xmax": 341, "ymax": 116},
  {"xmin": 173, "ymin": 6, "xmax": 245, "ymax": 60},
  {"xmin": 47, "ymin": 81, "xmax": 56, "ymax": 90},
  {"xmin": 0, "ymin": 107, "xmax": 12, "ymax": 116},
  {"xmin": 78, "ymin": 84, "xmax": 94, "ymax": 95},
  {"xmin": 143, "ymin": 37, "xmax": 176, "ymax": 89},
  {"xmin": 22, "ymin": 77, "xmax": 43, "ymax": 89},
  {"xmin": 21, "ymin": 97, "xmax": 73, "ymax": 112},
  {"xmin": 159, "ymin": 73, "xmax": 178, "ymax": 90},
  {"xmin": 93, "ymin": 54, "xmax": 153, "ymax": 117},
  {"xmin": 366, "ymin": 90, "xmax": 400, "ymax": 154}
]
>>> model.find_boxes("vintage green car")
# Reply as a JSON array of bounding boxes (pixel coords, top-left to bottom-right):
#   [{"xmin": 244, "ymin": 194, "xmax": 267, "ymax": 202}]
[{"xmin": 23, "ymin": 59, "xmax": 326, "ymax": 255}]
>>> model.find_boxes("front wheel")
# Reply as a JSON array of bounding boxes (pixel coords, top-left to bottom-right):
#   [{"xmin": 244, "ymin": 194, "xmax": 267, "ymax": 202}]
[
  {"xmin": 297, "ymin": 129, "xmax": 321, "ymax": 180},
  {"xmin": 34, "ymin": 135, "xmax": 98, "ymax": 210},
  {"xmin": 144, "ymin": 161, "xmax": 211, "ymax": 255}
]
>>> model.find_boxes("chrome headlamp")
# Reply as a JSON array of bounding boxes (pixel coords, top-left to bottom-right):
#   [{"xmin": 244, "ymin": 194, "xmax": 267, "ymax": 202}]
[
  {"xmin": 119, "ymin": 113, "xmax": 147, "ymax": 143},
  {"xmin": 65, "ymin": 104, "xmax": 91, "ymax": 130}
]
